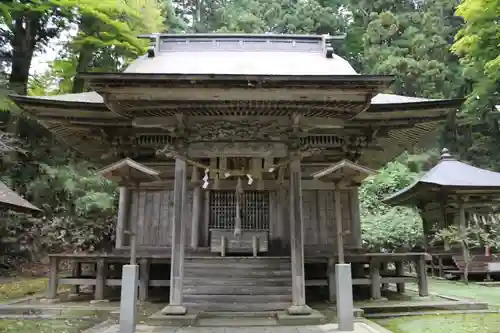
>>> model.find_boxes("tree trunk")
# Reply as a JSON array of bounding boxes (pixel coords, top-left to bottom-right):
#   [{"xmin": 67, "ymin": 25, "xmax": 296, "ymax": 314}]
[
  {"xmin": 71, "ymin": 49, "xmax": 94, "ymax": 93},
  {"xmin": 5, "ymin": 14, "xmax": 40, "ymax": 161},
  {"xmin": 71, "ymin": 16, "xmax": 97, "ymax": 93}
]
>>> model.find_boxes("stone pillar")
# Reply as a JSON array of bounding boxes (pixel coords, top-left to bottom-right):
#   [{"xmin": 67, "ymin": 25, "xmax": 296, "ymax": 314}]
[
  {"xmin": 349, "ymin": 188, "xmax": 362, "ymax": 249},
  {"xmin": 287, "ymin": 159, "xmax": 312, "ymax": 315},
  {"xmin": 190, "ymin": 186, "xmax": 201, "ymax": 249},
  {"xmin": 162, "ymin": 158, "xmax": 187, "ymax": 315},
  {"xmin": 115, "ymin": 187, "xmax": 130, "ymax": 249}
]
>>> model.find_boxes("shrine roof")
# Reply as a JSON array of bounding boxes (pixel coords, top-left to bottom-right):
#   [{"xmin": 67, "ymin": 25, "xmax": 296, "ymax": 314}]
[
  {"xmin": 384, "ymin": 149, "xmax": 500, "ymax": 206},
  {"xmin": 0, "ymin": 181, "xmax": 40, "ymax": 214},
  {"xmin": 120, "ymin": 34, "xmax": 356, "ymax": 76}
]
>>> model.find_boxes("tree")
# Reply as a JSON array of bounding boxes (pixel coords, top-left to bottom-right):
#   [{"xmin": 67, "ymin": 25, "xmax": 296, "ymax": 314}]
[
  {"xmin": 451, "ymin": 0, "xmax": 499, "ymax": 115},
  {"xmin": 360, "ymin": 158, "xmax": 424, "ymax": 251}
]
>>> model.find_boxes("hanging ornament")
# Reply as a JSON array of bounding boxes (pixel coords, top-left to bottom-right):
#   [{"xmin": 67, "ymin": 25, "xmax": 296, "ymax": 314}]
[
  {"xmin": 202, "ymin": 168, "xmax": 209, "ymax": 189},
  {"xmin": 247, "ymin": 174, "xmax": 253, "ymax": 185},
  {"xmin": 268, "ymin": 167, "xmax": 275, "ymax": 173},
  {"xmin": 224, "ymin": 172, "xmax": 231, "ymax": 178}
]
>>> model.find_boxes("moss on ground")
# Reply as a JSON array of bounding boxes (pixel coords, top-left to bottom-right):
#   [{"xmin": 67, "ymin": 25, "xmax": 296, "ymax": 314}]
[
  {"xmin": 376, "ymin": 313, "xmax": 500, "ymax": 333},
  {"xmin": 0, "ymin": 319, "xmax": 96, "ymax": 333},
  {"xmin": 0, "ymin": 278, "xmax": 48, "ymax": 302}
]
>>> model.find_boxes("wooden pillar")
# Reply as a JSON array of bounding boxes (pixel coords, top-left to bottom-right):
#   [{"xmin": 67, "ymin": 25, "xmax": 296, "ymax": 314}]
[
  {"xmin": 162, "ymin": 158, "xmax": 187, "ymax": 315},
  {"xmin": 139, "ymin": 258, "xmax": 151, "ymax": 302},
  {"xmin": 190, "ymin": 186, "xmax": 201, "ymax": 249},
  {"xmin": 349, "ymin": 187, "xmax": 362, "ymax": 248},
  {"xmin": 287, "ymin": 158, "xmax": 312, "ymax": 315},
  {"xmin": 334, "ymin": 190, "xmax": 344, "ymax": 263},
  {"xmin": 115, "ymin": 187, "xmax": 130, "ymax": 249},
  {"xmin": 47, "ymin": 256, "xmax": 59, "ymax": 300}
]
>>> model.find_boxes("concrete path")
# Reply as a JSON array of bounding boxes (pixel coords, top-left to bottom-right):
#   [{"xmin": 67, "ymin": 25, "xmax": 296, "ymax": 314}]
[{"xmin": 100, "ymin": 322, "xmax": 385, "ymax": 333}]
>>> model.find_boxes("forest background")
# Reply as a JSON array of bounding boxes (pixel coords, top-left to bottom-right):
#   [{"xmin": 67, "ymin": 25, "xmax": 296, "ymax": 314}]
[{"xmin": 0, "ymin": 0, "xmax": 498, "ymax": 270}]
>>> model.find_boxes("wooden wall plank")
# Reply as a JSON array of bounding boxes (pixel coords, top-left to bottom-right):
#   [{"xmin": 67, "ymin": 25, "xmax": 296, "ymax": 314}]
[{"xmin": 128, "ymin": 189, "xmax": 193, "ymax": 248}]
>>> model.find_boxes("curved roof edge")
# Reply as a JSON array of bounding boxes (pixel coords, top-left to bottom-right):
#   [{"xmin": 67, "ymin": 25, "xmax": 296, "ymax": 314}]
[
  {"xmin": 10, "ymin": 91, "xmax": 460, "ymax": 109},
  {"xmin": 383, "ymin": 148, "xmax": 500, "ymax": 206}
]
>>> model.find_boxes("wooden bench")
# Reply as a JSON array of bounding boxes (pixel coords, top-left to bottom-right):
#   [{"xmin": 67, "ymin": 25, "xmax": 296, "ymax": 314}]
[
  {"xmin": 445, "ymin": 255, "xmax": 500, "ymax": 280},
  {"xmin": 210, "ymin": 229, "xmax": 268, "ymax": 256}
]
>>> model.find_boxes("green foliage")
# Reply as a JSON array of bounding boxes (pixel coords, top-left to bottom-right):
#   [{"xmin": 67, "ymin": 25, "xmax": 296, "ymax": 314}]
[
  {"xmin": 360, "ymin": 160, "xmax": 424, "ymax": 251},
  {"xmin": 452, "ymin": 0, "xmax": 500, "ymax": 114}
]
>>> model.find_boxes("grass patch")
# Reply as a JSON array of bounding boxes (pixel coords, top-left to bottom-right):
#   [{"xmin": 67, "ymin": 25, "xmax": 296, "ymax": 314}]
[
  {"xmin": 0, "ymin": 319, "xmax": 95, "ymax": 333},
  {"xmin": 0, "ymin": 278, "xmax": 48, "ymax": 302},
  {"xmin": 376, "ymin": 313, "xmax": 500, "ymax": 333},
  {"xmin": 408, "ymin": 279, "xmax": 500, "ymax": 306}
]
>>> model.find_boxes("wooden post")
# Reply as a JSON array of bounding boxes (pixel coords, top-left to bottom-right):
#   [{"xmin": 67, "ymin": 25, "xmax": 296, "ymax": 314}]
[
  {"xmin": 191, "ymin": 168, "xmax": 202, "ymax": 249},
  {"xmin": 287, "ymin": 158, "xmax": 312, "ymax": 315},
  {"xmin": 221, "ymin": 236, "xmax": 226, "ymax": 257},
  {"xmin": 334, "ymin": 190, "xmax": 344, "ymax": 264},
  {"xmin": 139, "ymin": 258, "xmax": 151, "ymax": 302},
  {"xmin": 162, "ymin": 158, "xmax": 187, "ymax": 315},
  {"xmin": 47, "ymin": 257, "xmax": 59, "ymax": 299},
  {"xmin": 395, "ymin": 261, "xmax": 405, "ymax": 293},
  {"xmin": 416, "ymin": 255, "xmax": 429, "ymax": 297},
  {"xmin": 349, "ymin": 188, "xmax": 362, "ymax": 248},
  {"xmin": 252, "ymin": 235, "xmax": 259, "ymax": 257},
  {"xmin": 95, "ymin": 258, "xmax": 107, "ymax": 301},
  {"xmin": 370, "ymin": 259, "xmax": 381, "ymax": 300},
  {"xmin": 115, "ymin": 187, "xmax": 130, "ymax": 249},
  {"xmin": 327, "ymin": 258, "xmax": 336, "ymax": 302}
]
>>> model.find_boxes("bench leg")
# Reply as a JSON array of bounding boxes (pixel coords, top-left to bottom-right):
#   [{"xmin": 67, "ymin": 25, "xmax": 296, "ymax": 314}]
[
  {"xmin": 94, "ymin": 259, "xmax": 107, "ymax": 301},
  {"xmin": 396, "ymin": 261, "xmax": 405, "ymax": 293},
  {"xmin": 139, "ymin": 258, "xmax": 151, "ymax": 302},
  {"xmin": 328, "ymin": 259, "xmax": 336, "ymax": 302},
  {"xmin": 47, "ymin": 257, "xmax": 59, "ymax": 300},
  {"xmin": 370, "ymin": 262, "xmax": 381, "ymax": 300},
  {"xmin": 69, "ymin": 261, "xmax": 81, "ymax": 296},
  {"xmin": 416, "ymin": 257, "xmax": 429, "ymax": 297}
]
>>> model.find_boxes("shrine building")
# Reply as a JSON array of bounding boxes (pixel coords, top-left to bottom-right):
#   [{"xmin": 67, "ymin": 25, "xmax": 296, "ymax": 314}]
[{"xmin": 11, "ymin": 34, "xmax": 462, "ymax": 317}]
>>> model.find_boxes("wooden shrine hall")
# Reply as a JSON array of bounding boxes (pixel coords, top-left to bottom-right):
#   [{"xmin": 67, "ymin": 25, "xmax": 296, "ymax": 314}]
[{"xmin": 11, "ymin": 33, "xmax": 463, "ymax": 316}]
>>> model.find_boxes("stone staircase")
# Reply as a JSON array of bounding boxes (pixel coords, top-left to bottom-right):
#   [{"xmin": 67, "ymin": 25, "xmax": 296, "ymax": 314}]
[{"xmin": 182, "ymin": 257, "xmax": 293, "ymax": 312}]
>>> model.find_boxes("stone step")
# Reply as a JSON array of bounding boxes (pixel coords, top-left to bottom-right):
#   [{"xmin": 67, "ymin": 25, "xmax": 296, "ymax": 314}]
[
  {"xmin": 184, "ymin": 260, "xmax": 291, "ymax": 270},
  {"xmin": 184, "ymin": 263, "xmax": 292, "ymax": 270},
  {"xmin": 184, "ymin": 302, "xmax": 291, "ymax": 312},
  {"xmin": 183, "ymin": 294, "xmax": 292, "ymax": 304},
  {"xmin": 183, "ymin": 277, "xmax": 292, "ymax": 287},
  {"xmin": 183, "ymin": 268, "xmax": 292, "ymax": 278},
  {"xmin": 184, "ymin": 285, "xmax": 292, "ymax": 295}
]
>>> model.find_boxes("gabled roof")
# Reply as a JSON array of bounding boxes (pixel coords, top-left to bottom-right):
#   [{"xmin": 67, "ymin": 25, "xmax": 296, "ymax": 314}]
[
  {"xmin": 0, "ymin": 181, "xmax": 40, "ymax": 213},
  {"xmin": 312, "ymin": 159, "xmax": 376, "ymax": 179},
  {"xmin": 97, "ymin": 158, "xmax": 161, "ymax": 184},
  {"xmin": 384, "ymin": 149, "xmax": 500, "ymax": 206}
]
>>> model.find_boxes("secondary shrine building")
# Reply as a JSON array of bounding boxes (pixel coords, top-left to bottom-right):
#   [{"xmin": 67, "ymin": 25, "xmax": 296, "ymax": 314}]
[{"xmin": 12, "ymin": 34, "xmax": 461, "ymax": 315}]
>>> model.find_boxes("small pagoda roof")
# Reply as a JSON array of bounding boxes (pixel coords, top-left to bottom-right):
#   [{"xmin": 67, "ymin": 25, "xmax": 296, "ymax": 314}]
[
  {"xmin": 384, "ymin": 149, "xmax": 500, "ymax": 206},
  {"xmin": 0, "ymin": 181, "xmax": 40, "ymax": 214}
]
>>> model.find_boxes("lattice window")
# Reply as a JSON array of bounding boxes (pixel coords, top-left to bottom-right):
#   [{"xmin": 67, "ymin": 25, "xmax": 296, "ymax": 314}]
[{"xmin": 209, "ymin": 191, "xmax": 269, "ymax": 231}]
